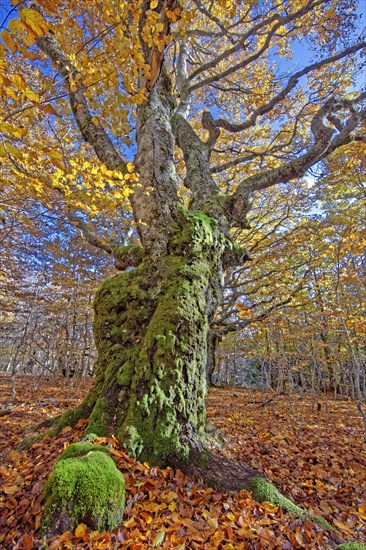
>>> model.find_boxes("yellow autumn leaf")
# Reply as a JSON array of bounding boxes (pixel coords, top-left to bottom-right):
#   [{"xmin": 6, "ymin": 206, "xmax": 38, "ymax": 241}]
[
  {"xmin": 21, "ymin": 28, "xmax": 37, "ymax": 47},
  {"xmin": 1, "ymin": 30, "xmax": 17, "ymax": 54},
  {"xmin": 4, "ymin": 142, "xmax": 22, "ymax": 159},
  {"xmin": 262, "ymin": 501, "xmax": 278, "ymax": 513},
  {"xmin": 127, "ymin": 162, "xmax": 134, "ymax": 173},
  {"xmin": 150, "ymin": 0, "xmax": 158, "ymax": 8},
  {"xmin": 20, "ymin": 8, "xmax": 49, "ymax": 37},
  {"xmin": 91, "ymin": 117, "xmax": 99, "ymax": 126},
  {"xmin": 52, "ymin": 159, "xmax": 68, "ymax": 172},
  {"xmin": 17, "ymin": 44, "xmax": 40, "ymax": 60},
  {"xmin": 156, "ymin": 22, "xmax": 164, "ymax": 33},
  {"xmin": 48, "ymin": 149, "xmax": 63, "ymax": 160},
  {"xmin": 24, "ymin": 88, "xmax": 40, "ymax": 102},
  {"xmin": 0, "ymin": 122, "xmax": 28, "ymax": 139},
  {"xmin": 3, "ymin": 485, "xmax": 20, "ymax": 495},
  {"xmin": 7, "ymin": 19, "xmax": 26, "ymax": 35},
  {"xmin": 124, "ymin": 187, "xmax": 133, "ymax": 197},
  {"xmin": 75, "ymin": 522, "xmax": 88, "ymax": 537},
  {"xmin": 11, "ymin": 74, "xmax": 26, "ymax": 91}
]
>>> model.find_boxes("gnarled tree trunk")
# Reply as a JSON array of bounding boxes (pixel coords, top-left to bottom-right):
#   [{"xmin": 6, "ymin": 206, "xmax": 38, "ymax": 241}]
[
  {"xmin": 50, "ymin": 67, "xmax": 258, "ymax": 491},
  {"xmin": 90, "ymin": 209, "xmax": 224, "ymax": 464},
  {"xmin": 65, "ymin": 207, "xmax": 263, "ymax": 493}
]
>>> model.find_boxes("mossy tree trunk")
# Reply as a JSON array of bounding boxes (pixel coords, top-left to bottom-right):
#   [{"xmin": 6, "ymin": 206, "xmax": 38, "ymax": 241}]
[
  {"xmin": 89, "ymin": 210, "xmax": 224, "ymax": 463},
  {"xmin": 58, "ymin": 67, "xmax": 256, "ymax": 489},
  {"xmin": 65, "ymin": 207, "xmax": 262, "ymax": 496}
]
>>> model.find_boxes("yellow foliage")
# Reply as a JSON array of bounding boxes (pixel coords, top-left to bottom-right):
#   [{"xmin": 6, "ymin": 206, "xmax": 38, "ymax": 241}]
[
  {"xmin": 0, "ymin": 122, "xmax": 28, "ymax": 139},
  {"xmin": 7, "ymin": 19, "xmax": 26, "ymax": 35},
  {"xmin": 3, "ymin": 142, "xmax": 22, "ymax": 159},
  {"xmin": 1, "ymin": 30, "xmax": 17, "ymax": 54},
  {"xmin": 19, "ymin": 8, "xmax": 49, "ymax": 37}
]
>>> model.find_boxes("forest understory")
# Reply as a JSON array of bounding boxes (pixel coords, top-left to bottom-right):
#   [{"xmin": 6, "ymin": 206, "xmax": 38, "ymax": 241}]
[{"xmin": 0, "ymin": 373, "xmax": 365, "ymax": 549}]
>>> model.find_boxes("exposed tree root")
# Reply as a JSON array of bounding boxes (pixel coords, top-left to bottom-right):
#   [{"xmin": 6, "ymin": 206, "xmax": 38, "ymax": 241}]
[
  {"xmin": 337, "ymin": 544, "xmax": 366, "ymax": 550},
  {"xmin": 169, "ymin": 440, "xmax": 366, "ymax": 549},
  {"xmin": 19, "ymin": 402, "xmax": 94, "ymax": 450}
]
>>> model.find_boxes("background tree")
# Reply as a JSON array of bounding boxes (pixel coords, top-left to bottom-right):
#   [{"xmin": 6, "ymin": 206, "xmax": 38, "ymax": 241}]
[
  {"xmin": 215, "ymin": 143, "xmax": 365, "ymax": 430},
  {"xmin": 0, "ymin": 192, "xmax": 115, "ymax": 390},
  {"xmin": 1, "ymin": 0, "xmax": 365, "ymax": 504}
]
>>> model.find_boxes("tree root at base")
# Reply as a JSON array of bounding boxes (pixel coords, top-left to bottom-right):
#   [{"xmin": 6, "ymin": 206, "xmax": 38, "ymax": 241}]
[
  {"xmin": 18, "ymin": 403, "xmax": 94, "ymax": 450},
  {"xmin": 170, "ymin": 441, "xmax": 365, "ymax": 550}
]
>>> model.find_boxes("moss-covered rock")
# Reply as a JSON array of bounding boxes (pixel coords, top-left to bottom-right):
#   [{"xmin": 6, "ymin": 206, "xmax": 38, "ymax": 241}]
[{"xmin": 42, "ymin": 447, "xmax": 125, "ymax": 535}]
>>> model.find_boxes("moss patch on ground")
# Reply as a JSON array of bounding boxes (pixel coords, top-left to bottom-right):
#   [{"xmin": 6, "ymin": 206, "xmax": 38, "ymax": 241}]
[
  {"xmin": 337, "ymin": 544, "xmax": 366, "ymax": 550},
  {"xmin": 42, "ymin": 446, "xmax": 125, "ymax": 535},
  {"xmin": 249, "ymin": 477, "xmax": 332, "ymax": 530},
  {"xmin": 58, "ymin": 442, "xmax": 110, "ymax": 461}
]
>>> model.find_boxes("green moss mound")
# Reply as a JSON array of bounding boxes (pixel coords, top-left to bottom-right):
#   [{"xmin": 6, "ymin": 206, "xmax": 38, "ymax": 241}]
[
  {"xmin": 58, "ymin": 442, "xmax": 110, "ymax": 461},
  {"xmin": 42, "ymin": 449, "xmax": 125, "ymax": 535}
]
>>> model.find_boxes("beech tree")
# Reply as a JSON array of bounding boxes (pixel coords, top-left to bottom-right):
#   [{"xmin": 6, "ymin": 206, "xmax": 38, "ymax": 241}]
[{"xmin": 1, "ymin": 0, "xmax": 365, "ymax": 510}]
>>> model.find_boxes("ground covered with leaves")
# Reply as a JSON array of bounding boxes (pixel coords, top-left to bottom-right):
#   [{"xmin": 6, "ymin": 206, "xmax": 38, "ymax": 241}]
[{"xmin": 0, "ymin": 374, "xmax": 365, "ymax": 549}]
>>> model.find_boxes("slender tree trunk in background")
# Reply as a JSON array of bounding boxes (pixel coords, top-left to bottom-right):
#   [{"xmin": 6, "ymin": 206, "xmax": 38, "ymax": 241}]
[{"xmin": 206, "ymin": 330, "xmax": 220, "ymax": 385}]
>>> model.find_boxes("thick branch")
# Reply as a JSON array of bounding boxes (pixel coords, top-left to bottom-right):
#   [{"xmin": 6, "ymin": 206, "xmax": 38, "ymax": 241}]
[
  {"xmin": 213, "ymin": 42, "xmax": 366, "ymax": 133},
  {"xmin": 201, "ymin": 111, "xmax": 220, "ymax": 150},
  {"xmin": 228, "ymin": 97, "xmax": 366, "ymax": 227},
  {"xmin": 68, "ymin": 212, "xmax": 142, "ymax": 270},
  {"xmin": 175, "ymin": 37, "xmax": 192, "ymax": 119},
  {"xmin": 67, "ymin": 211, "xmax": 113, "ymax": 255},
  {"xmin": 172, "ymin": 113, "xmax": 218, "ymax": 204},
  {"xmin": 36, "ymin": 35, "xmax": 128, "ymax": 175}
]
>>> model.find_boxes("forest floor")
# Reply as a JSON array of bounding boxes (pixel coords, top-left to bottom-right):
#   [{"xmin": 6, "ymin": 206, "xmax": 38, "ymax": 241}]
[{"xmin": 0, "ymin": 373, "xmax": 365, "ymax": 549}]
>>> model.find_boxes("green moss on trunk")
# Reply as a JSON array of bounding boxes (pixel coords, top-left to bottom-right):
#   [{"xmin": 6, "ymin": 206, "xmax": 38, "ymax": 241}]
[{"xmin": 84, "ymin": 209, "xmax": 227, "ymax": 465}]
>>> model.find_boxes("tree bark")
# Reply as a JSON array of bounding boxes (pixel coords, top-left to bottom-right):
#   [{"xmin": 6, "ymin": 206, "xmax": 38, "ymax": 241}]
[
  {"xmin": 82, "ymin": 208, "xmax": 228, "ymax": 465},
  {"xmin": 57, "ymin": 207, "xmax": 269, "ymax": 496},
  {"xmin": 206, "ymin": 329, "xmax": 221, "ymax": 385}
]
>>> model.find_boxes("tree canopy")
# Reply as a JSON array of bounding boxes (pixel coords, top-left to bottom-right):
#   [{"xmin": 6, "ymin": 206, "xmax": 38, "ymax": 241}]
[{"xmin": 1, "ymin": 0, "xmax": 365, "ymax": 247}]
